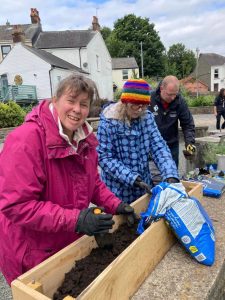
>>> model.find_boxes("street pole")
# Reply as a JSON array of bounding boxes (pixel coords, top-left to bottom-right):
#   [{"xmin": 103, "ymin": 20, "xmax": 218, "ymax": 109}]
[
  {"xmin": 140, "ymin": 41, "xmax": 144, "ymax": 78},
  {"xmin": 196, "ymin": 47, "xmax": 200, "ymax": 98}
]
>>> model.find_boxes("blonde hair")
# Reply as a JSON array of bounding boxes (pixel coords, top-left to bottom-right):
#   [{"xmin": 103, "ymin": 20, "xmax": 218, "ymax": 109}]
[
  {"xmin": 116, "ymin": 101, "xmax": 127, "ymax": 120},
  {"xmin": 105, "ymin": 101, "xmax": 146, "ymax": 124},
  {"xmin": 55, "ymin": 74, "xmax": 99, "ymax": 104}
]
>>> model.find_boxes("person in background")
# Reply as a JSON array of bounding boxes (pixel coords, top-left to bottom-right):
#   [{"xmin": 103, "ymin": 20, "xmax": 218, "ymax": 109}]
[
  {"xmin": 214, "ymin": 88, "xmax": 225, "ymax": 131},
  {"xmin": 148, "ymin": 75, "xmax": 196, "ymax": 167},
  {"xmin": 97, "ymin": 79, "xmax": 179, "ymax": 204},
  {"xmin": 0, "ymin": 75, "xmax": 134, "ymax": 284}
]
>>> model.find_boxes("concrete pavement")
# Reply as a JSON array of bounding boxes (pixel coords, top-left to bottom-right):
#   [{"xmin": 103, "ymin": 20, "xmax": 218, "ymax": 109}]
[{"xmin": 193, "ymin": 113, "xmax": 216, "ymax": 131}]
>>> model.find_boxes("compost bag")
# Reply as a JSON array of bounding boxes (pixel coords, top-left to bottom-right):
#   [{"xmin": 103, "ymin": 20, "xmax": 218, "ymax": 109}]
[
  {"xmin": 137, "ymin": 182, "xmax": 215, "ymax": 266},
  {"xmin": 190, "ymin": 175, "xmax": 225, "ymax": 198}
]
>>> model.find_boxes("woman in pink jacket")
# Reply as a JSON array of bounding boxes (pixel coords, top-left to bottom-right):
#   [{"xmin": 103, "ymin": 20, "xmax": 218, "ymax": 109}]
[{"xmin": 0, "ymin": 75, "xmax": 134, "ymax": 284}]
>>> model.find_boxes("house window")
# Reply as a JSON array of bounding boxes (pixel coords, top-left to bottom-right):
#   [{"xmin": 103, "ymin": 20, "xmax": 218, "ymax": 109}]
[
  {"xmin": 1, "ymin": 45, "xmax": 11, "ymax": 59},
  {"xmin": 214, "ymin": 69, "xmax": 219, "ymax": 79},
  {"xmin": 122, "ymin": 69, "xmax": 128, "ymax": 80},
  {"xmin": 96, "ymin": 55, "xmax": 100, "ymax": 71},
  {"xmin": 214, "ymin": 83, "xmax": 219, "ymax": 92}
]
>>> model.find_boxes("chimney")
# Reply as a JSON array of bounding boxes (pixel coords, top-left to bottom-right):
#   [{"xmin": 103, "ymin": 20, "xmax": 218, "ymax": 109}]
[
  {"xmin": 12, "ymin": 25, "xmax": 25, "ymax": 43},
  {"xmin": 30, "ymin": 8, "xmax": 41, "ymax": 24},
  {"xmin": 92, "ymin": 16, "xmax": 100, "ymax": 31}
]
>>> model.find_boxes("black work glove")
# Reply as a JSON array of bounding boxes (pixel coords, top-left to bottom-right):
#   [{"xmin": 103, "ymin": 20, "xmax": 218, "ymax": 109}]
[
  {"xmin": 116, "ymin": 202, "xmax": 136, "ymax": 227},
  {"xmin": 76, "ymin": 207, "xmax": 115, "ymax": 236},
  {"xmin": 165, "ymin": 177, "xmax": 180, "ymax": 184},
  {"xmin": 134, "ymin": 176, "xmax": 151, "ymax": 194}
]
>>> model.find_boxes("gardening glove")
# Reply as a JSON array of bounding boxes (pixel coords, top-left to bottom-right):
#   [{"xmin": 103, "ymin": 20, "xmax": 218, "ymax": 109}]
[
  {"xmin": 116, "ymin": 202, "xmax": 136, "ymax": 227},
  {"xmin": 76, "ymin": 207, "xmax": 115, "ymax": 236},
  {"xmin": 183, "ymin": 144, "xmax": 196, "ymax": 158},
  {"xmin": 165, "ymin": 177, "xmax": 180, "ymax": 184},
  {"xmin": 134, "ymin": 176, "xmax": 151, "ymax": 194}
]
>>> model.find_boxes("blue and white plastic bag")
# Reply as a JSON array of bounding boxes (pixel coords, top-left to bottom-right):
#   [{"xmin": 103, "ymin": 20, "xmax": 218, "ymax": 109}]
[
  {"xmin": 191, "ymin": 175, "xmax": 225, "ymax": 198},
  {"xmin": 137, "ymin": 182, "xmax": 215, "ymax": 266}
]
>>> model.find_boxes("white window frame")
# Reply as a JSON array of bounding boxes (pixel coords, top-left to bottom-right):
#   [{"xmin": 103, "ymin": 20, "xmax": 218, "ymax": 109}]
[
  {"xmin": 96, "ymin": 55, "xmax": 100, "ymax": 72},
  {"xmin": 122, "ymin": 69, "xmax": 128, "ymax": 80},
  {"xmin": 214, "ymin": 68, "xmax": 219, "ymax": 79},
  {"xmin": 1, "ymin": 45, "xmax": 11, "ymax": 59},
  {"xmin": 214, "ymin": 83, "xmax": 219, "ymax": 92}
]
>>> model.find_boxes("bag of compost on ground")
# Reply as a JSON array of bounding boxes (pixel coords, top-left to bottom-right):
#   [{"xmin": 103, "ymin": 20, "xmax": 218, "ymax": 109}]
[
  {"xmin": 190, "ymin": 175, "xmax": 225, "ymax": 198},
  {"xmin": 137, "ymin": 182, "xmax": 215, "ymax": 266}
]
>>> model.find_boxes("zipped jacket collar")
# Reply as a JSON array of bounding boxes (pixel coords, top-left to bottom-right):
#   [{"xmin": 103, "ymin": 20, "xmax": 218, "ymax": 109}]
[{"xmin": 25, "ymin": 100, "xmax": 98, "ymax": 159}]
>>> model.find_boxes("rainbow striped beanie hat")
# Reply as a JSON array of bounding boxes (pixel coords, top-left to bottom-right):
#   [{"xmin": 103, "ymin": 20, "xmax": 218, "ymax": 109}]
[{"xmin": 120, "ymin": 79, "xmax": 151, "ymax": 105}]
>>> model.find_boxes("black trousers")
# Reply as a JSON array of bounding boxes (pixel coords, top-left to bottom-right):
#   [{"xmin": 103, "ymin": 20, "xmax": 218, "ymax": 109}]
[
  {"xmin": 169, "ymin": 143, "xmax": 179, "ymax": 167},
  {"xmin": 216, "ymin": 110, "xmax": 225, "ymax": 130},
  {"xmin": 149, "ymin": 143, "xmax": 179, "ymax": 186}
]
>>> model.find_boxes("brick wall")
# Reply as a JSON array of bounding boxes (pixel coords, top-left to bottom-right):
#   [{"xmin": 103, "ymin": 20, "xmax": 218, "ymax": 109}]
[{"xmin": 189, "ymin": 106, "xmax": 213, "ymax": 114}]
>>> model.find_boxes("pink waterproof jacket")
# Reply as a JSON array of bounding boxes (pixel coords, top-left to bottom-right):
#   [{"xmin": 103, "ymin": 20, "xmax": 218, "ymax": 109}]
[{"xmin": 0, "ymin": 100, "xmax": 121, "ymax": 284}]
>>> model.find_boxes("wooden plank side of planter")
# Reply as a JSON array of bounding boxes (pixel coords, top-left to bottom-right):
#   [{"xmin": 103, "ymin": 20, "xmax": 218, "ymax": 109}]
[
  {"xmin": 77, "ymin": 181, "xmax": 203, "ymax": 300},
  {"xmin": 185, "ymin": 181, "xmax": 203, "ymax": 200},
  {"xmin": 11, "ymin": 181, "xmax": 202, "ymax": 300},
  {"xmin": 11, "ymin": 194, "xmax": 150, "ymax": 300},
  {"xmin": 11, "ymin": 280, "xmax": 50, "ymax": 300},
  {"xmin": 78, "ymin": 219, "xmax": 175, "ymax": 300}
]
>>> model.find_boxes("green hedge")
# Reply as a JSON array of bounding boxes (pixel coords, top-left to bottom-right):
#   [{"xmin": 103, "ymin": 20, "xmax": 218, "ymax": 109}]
[
  {"xmin": 185, "ymin": 95, "xmax": 214, "ymax": 107},
  {"xmin": 0, "ymin": 101, "xmax": 25, "ymax": 128}
]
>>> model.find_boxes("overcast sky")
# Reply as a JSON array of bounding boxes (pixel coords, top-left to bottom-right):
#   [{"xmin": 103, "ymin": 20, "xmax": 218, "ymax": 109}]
[{"xmin": 1, "ymin": 0, "xmax": 225, "ymax": 57}]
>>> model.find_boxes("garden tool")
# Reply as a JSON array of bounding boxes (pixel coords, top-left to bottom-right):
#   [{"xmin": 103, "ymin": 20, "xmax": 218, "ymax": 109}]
[{"xmin": 93, "ymin": 208, "xmax": 114, "ymax": 249}]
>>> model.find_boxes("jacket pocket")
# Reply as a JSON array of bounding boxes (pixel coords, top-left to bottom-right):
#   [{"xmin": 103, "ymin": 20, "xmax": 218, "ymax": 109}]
[
  {"xmin": 0, "ymin": 241, "xmax": 28, "ymax": 283},
  {"xmin": 22, "ymin": 247, "xmax": 56, "ymax": 273}
]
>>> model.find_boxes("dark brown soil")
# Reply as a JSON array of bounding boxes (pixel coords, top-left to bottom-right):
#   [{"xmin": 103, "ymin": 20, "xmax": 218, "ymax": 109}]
[{"xmin": 53, "ymin": 221, "xmax": 139, "ymax": 300}]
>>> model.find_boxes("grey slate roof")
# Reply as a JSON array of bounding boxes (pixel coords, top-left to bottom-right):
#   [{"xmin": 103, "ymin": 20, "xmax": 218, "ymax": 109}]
[
  {"xmin": 200, "ymin": 53, "xmax": 225, "ymax": 66},
  {"xmin": 112, "ymin": 57, "xmax": 138, "ymax": 70},
  {"xmin": 23, "ymin": 44, "xmax": 87, "ymax": 73},
  {"xmin": 0, "ymin": 23, "xmax": 41, "ymax": 41},
  {"xmin": 34, "ymin": 30, "xmax": 96, "ymax": 49}
]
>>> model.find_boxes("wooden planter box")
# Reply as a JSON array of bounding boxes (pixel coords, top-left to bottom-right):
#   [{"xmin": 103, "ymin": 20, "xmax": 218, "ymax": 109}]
[{"xmin": 11, "ymin": 181, "xmax": 202, "ymax": 300}]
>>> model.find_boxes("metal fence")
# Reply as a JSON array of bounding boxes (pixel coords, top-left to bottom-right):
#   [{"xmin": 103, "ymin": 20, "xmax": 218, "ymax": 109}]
[{"xmin": 0, "ymin": 85, "xmax": 37, "ymax": 105}]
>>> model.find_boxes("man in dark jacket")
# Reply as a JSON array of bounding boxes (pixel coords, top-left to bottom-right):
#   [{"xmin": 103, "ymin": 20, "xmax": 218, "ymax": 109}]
[{"xmin": 148, "ymin": 75, "xmax": 195, "ymax": 167}]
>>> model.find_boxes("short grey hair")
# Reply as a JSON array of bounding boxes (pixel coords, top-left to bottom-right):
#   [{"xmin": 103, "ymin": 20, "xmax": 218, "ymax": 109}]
[
  {"xmin": 55, "ymin": 74, "xmax": 99, "ymax": 104},
  {"xmin": 161, "ymin": 75, "xmax": 179, "ymax": 89}
]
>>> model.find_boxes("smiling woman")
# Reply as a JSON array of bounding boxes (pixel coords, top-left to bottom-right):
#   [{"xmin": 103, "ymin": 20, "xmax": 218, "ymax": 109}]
[
  {"xmin": 52, "ymin": 76, "xmax": 93, "ymax": 142},
  {"xmin": 0, "ymin": 74, "xmax": 135, "ymax": 285}
]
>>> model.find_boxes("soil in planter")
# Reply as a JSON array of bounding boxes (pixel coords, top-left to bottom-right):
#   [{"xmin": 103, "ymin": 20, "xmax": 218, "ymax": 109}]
[{"xmin": 53, "ymin": 221, "xmax": 139, "ymax": 299}]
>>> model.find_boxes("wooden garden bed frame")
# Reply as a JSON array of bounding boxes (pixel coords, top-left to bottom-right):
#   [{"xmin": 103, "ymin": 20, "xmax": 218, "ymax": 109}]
[{"xmin": 11, "ymin": 181, "xmax": 202, "ymax": 300}]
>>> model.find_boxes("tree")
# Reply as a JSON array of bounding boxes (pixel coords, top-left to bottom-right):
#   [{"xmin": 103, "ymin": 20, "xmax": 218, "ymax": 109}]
[
  {"xmin": 100, "ymin": 27, "xmax": 112, "ymax": 41},
  {"xmin": 103, "ymin": 14, "xmax": 165, "ymax": 77},
  {"xmin": 167, "ymin": 43, "xmax": 196, "ymax": 79}
]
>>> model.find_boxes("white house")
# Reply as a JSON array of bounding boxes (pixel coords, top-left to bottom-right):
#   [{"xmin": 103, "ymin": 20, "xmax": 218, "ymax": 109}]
[
  {"xmin": 0, "ymin": 43, "xmax": 86, "ymax": 99},
  {"xmin": 0, "ymin": 8, "xmax": 42, "ymax": 62},
  {"xmin": 34, "ymin": 26, "xmax": 113, "ymax": 100},
  {"xmin": 112, "ymin": 57, "xmax": 139, "ymax": 89},
  {"xmin": 0, "ymin": 11, "xmax": 113, "ymax": 100},
  {"xmin": 195, "ymin": 53, "xmax": 225, "ymax": 92}
]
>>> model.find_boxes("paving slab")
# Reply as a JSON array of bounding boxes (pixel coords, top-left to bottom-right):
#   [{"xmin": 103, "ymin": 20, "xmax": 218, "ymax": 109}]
[
  {"xmin": 208, "ymin": 130, "xmax": 225, "ymax": 136},
  {"xmin": 132, "ymin": 194, "xmax": 225, "ymax": 300},
  {"xmin": 195, "ymin": 136, "xmax": 221, "ymax": 143}
]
